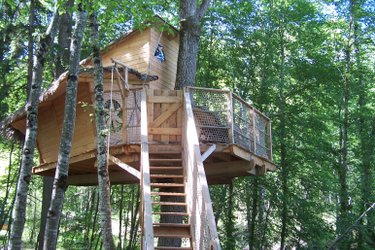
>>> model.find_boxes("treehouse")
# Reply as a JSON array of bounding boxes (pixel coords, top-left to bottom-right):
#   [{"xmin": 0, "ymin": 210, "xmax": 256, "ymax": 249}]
[{"xmin": 3, "ymin": 17, "xmax": 276, "ymax": 249}]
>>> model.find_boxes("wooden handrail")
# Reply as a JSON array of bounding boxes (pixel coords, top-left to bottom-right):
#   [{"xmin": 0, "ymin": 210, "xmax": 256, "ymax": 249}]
[
  {"xmin": 183, "ymin": 90, "xmax": 221, "ymax": 250},
  {"xmin": 140, "ymin": 88, "xmax": 154, "ymax": 249}
]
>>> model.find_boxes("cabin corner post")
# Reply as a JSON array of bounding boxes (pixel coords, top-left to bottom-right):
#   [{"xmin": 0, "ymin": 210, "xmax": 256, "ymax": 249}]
[{"xmin": 140, "ymin": 88, "xmax": 154, "ymax": 249}]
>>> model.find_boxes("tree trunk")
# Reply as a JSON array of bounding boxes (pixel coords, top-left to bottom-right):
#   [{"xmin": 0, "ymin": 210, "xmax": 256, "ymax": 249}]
[
  {"xmin": 27, "ymin": 0, "xmax": 35, "ymax": 97},
  {"xmin": 352, "ymin": 0, "xmax": 374, "ymax": 246},
  {"xmin": 247, "ymin": 177, "xmax": 258, "ymax": 250},
  {"xmin": 0, "ymin": 142, "xmax": 15, "ymax": 231},
  {"xmin": 278, "ymin": 24, "xmax": 288, "ymax": 250},
  {"xmin": 38, "ymin": 1, "xmax": 74, "ymax": 248},
  {"xmin": 89, "ymin": 12, "xmax": 115, "ymax": 250},
  {"xmin": 336, "ymin": 3, "xmax": 353, "ymax": 246},
  {"xmin": 224, "ymin": 182, "xmax": 235, "ymax": 250},
  {"xmin": 175, "ymin": 0, "xmax": 211, "ymax": 89},
  {"xmin": 8, "ymin": 3, "xmax": 60, "ymax": 249},
  {"xmin": 36, "ymin": 177, "xmax": 53, "ymax": 250},
  {"xmin": 54, "ymin": 0, "xmax": 74, "ymax": 79},
  {"xmin": 118, "ymin": 185, "xmax": 124, "ymax": 249},
  {"xmin": 43, "ymin": 5, "xmax": 87, "ymax": 249}
]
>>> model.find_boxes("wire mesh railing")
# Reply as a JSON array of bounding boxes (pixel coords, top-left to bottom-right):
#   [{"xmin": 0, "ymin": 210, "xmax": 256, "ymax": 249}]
[{"xmin": 187, "ymin": 87, "xmax": 272, "ymax": 161}]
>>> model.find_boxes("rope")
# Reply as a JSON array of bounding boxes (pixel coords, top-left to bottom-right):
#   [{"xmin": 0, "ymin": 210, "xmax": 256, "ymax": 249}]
[{"xmin": 106, "ymin": 65, "xmax": 115, "ymax": 163}]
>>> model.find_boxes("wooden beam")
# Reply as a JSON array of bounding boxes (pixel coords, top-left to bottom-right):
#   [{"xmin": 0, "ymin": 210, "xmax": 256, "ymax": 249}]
[
  {"xmin": 108, "ymin": 154, "xmax": 140, "ymax": 179},
  {"xmin": 148, "ymin": 128, "xmax": 181, "ymax": 135},
  {"xmin": 148, "ymin": 96, "xmax": 182, "ymax": 103},
  {"xmin": 33, "ymin": 151, "xmax": 96, "ymax": 174},
  {"xmin": 149, "ymin": 102, "xmax": 182, "ymax": 128},
  {"xmin": 68, "ymin": 172, "xmax": 139, "ymax": 186},
  {"xmin": 201, "ymin": 144, "xmax": 216, "ymax": 161}
]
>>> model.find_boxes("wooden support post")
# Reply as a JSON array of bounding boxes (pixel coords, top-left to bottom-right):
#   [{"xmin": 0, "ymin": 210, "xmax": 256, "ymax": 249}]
[
  {"xmin": 201, "ymin": 144, "xmax": 216, "ymax": 161},
  {"xmin": 108, "ymin": 154, "xmax": 140, "ymax": 179}
]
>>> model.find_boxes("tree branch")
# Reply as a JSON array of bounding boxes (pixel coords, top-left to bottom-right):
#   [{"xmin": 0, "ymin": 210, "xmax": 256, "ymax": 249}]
[{"xmin": 197, "ymin": 0, "xmax": 211, "ymax": 20}]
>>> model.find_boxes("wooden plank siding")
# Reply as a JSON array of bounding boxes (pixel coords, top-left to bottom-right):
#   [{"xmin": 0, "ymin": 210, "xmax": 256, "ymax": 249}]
[
  {"xmin": 148, "ymin": 28, "xmax": 179, "ymax": 90},
  {"xmin": 36, "ymin": 82, "xmax": 96, "ymax": 163},
  {"xmin": 101, "ymin": 30, "xmax": 150, "ymax": 72}
]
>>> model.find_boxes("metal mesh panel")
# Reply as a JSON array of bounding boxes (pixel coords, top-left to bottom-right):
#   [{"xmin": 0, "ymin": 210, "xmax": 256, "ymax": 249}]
[
  {"xmin": 254, "ymin": 112, "xmax": 269, "ymax": 158},
  {"xmin": 233, "ymin": 97, "xmax": 254, "ymax": 152},
  {"xmin": 103, "ymin": 92, "xmax": 123, "ymax": 145},
  {"xmin": 188, "ymin": 89, "xmax": 230, "ymax": 143},
  {"xmin": 125, "ymin": 89, "xmax": 142, "ymax": 143}
]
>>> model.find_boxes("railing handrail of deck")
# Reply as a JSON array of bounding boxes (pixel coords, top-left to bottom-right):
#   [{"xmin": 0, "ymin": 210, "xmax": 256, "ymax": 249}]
[{"xmin": 186, "ymin": 86, "xmax": 273, "ymax": 161}]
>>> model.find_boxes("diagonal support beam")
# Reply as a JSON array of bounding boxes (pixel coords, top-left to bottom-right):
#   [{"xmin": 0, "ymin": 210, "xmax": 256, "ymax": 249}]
[
  {"xmin": 201, "ymin": 144, "xmax": 216, "ymax": 161},
  {"xmin": 108, "ymin": 154, "xmax": 140, "ymax": 179}
]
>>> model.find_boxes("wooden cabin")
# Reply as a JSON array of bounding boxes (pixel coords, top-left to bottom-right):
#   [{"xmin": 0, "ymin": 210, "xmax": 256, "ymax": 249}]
[{"xmin": 3, "ymin": 17, "xmax": 276, "ymax": 249}]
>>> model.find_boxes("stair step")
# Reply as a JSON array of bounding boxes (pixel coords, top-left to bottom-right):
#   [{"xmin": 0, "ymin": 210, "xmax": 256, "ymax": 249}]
[
  {"xmin": 153, "ymin": 223, "xmax": 191, "ymax": 238},
  {"xmin": 151, "ymin": 174, "xmax": 184, "ymax": 179},
  {"xmin": 153, "ymin": 223, "xmax": 190, "ymax": 227},
  {"xmin": 151, "ymin": 183, "xmax": 184, "ymax": 188},
  {"xmin": 151, "ymin": 192, "xmax": 186, "ymax": 196},
  {"xmin": 150, "ymin": 158, "xmax": 182, "ymax": 162},
  {"xmin": 154, "ymin": 247, "xmax": 192, "ymax": 250},
  {"xmin": 150, "ymin": 166, "xmax": 183, "ymax": 170},
  {"xmin": 152, "ymin": 201, "xmax": 187, "ymax": 206},
  {"xmin": 149, "ymin": 144, "xmax": 182, "ymax": 153},
  {"xmin": 153, "ymin": 212, "xmax": 189, "ymax": 216}
]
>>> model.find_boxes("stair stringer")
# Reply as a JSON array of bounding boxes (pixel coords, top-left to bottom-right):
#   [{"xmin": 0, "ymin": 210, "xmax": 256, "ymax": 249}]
[{"xmin": 182, "ymin": 90, "xmax": 221, "ymax": 250}]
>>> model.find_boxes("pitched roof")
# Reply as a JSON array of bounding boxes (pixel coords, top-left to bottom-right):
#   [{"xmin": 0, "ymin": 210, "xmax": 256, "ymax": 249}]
[{"xmin": 0, "ymin": 16, "xmax": 177, "ymax": 140}]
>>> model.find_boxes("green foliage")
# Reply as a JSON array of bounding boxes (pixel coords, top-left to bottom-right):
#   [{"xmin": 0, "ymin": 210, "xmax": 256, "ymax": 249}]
[{"xmin": 0, "ymin": 0, "xmax": 374, "ymax": 248}]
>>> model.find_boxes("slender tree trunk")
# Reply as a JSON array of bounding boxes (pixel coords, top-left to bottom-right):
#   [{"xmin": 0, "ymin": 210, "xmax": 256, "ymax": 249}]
[
  {"xmin": 224, "ymin": 182, "xmax": 235, "ymax": 250},
  {"xmin": 54, "ymin": 0, "xmax": 74, "ymax": 78},
  {"xmin": 36, "ymin": 177, "xmax": 53, "ymax": 250},
  {"xmin": 8, "ymin": 3, "xmax": 60, "ymax": 249},
  {"xmin": 175, "ymin": 0, "xmax": 211, "ymax": 89},
  {"xmin": 43, "ymin": 5, "xmax": 87, "ymax": 249},
  {"xmin": 351, "ymin": 0, "xmax": 374, "ymax": 247},
  {"xmin": 128, "ymin": 186, "xmax": 140, "ymax": 250},
  {"xmin": 118, "ymin": 185, "xmax": 124, "ymax": 249},
  {"xmin": 89, "ymin": 192, "xmax": 100, "ymax": 250},
  {"xmin": 89, "ymin": 12, "xmax": 115, "ymax": 250},
  {"xmin": 0, "ymin": 142, "xmax": 15, "ymax": 231},
  {"xmin": 278, "ymin": 22, "xmax": 288, "ymax": 249},
  {"xmin": 336, "ymin": 4, "xmax": 354, "ymax": 246},
  {"xmin": 248, "ymin": 177, "xmax": 258, "ymax": 250},
  {"xmin": 27, "ymin": 0, "xmax": 35, "ymax": 97},
  {"xmin": 38, "ymin": 1, "xmax": 75, "ymax": 248}
]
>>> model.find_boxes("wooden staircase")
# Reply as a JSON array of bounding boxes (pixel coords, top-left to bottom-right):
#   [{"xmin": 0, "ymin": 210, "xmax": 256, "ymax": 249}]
[
  {"xmin": 140, "ymin": 89, "xmax": 220, "ymax": 249},
  {"xmin": 149, "ymin": 152, "xmax": 192, "ymax": 249}
]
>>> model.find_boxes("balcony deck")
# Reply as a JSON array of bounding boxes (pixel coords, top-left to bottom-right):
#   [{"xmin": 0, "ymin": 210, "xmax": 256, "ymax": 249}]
[{"xmin": 32, "ymin": 87, "xmax": 276, "ymax": 185}]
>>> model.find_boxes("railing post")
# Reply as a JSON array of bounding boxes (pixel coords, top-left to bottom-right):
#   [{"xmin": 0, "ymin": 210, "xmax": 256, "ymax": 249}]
[
  {"xmin": 267, "ymin": 120, "xmax": 273, "ymax": 161},
  {"xmin": 228, "ymin": 92, "xmax": 235, "ymax": 144},
  {"xmin": 251, "ymin": 109, "xmax": 257, "ymax": 155}
]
